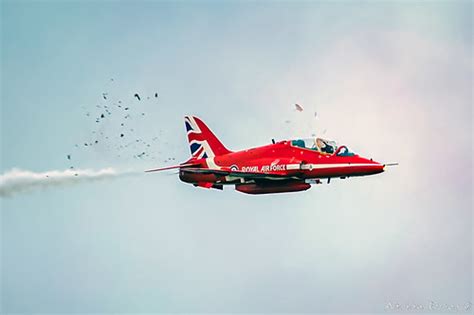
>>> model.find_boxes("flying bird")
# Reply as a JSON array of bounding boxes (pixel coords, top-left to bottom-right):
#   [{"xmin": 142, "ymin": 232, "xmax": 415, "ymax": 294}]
[
  {"xmin": 134, "ymin": 93, "xmax": 141, "ymax": 101},
  {"xmin": 295, "ymin": 103, "xmax": 304, "ymax": 112}
]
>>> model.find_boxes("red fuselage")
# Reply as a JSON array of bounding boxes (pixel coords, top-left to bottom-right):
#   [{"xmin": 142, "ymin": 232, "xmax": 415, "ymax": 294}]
[
  {"xmin": 147, "ymin": 116, "xmax": 388, "ymax": 195},
  {"xmin": 179, "ymin": 140, "xmax": 384, "ymax": 193}
]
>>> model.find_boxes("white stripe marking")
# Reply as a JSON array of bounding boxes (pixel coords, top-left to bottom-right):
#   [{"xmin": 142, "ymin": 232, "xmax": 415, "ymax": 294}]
[{"xmin": 301, "ymin": 163, "xmax": 381, "ymax": 170}]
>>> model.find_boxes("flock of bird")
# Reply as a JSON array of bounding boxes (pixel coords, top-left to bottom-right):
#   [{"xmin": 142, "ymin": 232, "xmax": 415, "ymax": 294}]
[{"xmin": 66, "ymin": 81, "xmax": 177, "ymax": 170}]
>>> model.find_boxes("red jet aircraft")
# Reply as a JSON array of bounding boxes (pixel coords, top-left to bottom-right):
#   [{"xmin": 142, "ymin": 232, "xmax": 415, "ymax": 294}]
[{"xmin": 147, "ymin": 116, "xmax": 395, "ymax": 194}]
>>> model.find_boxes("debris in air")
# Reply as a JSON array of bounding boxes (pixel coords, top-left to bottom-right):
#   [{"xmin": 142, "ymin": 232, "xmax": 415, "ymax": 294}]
[{"xmin": 72, "ymin": 80, "xmax": 165, "ymax": 162}]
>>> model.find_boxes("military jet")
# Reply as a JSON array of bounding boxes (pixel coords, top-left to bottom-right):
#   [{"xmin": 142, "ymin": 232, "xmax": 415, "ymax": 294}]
[{"xmin": 146, "ymin": 116, "xmax": 396, "ymax": 194}]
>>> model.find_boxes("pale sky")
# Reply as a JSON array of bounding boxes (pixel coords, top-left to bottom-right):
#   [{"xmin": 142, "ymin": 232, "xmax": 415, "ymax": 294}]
[{"xmin": 1, "ymin": 0, "xmax": 472, "ymax": 313}]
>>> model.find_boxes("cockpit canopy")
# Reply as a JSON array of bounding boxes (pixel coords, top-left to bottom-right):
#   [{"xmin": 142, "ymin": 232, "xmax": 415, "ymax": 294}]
[{"xmin": 290, "ymin": 138, "xmax": 355, "ymax": 156}]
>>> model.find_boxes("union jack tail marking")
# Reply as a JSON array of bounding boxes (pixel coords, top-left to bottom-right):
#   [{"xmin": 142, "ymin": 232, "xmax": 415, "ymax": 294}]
[{"xmin": 184, "ymin": 116, "xmax": 232, "ymax": 159}]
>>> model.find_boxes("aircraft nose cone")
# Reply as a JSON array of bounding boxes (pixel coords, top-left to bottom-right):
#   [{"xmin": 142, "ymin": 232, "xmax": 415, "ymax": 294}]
[
  {"xmin": 364, "ymin": 158, "xmax": 384, "ymax": 174},
  {"xmin": 378, "ymin": 163, "xmax": 385, "ymax": 172},
  {"xmin": 374, "ymin": 161, "xmax": 385, "ymax": 173}
]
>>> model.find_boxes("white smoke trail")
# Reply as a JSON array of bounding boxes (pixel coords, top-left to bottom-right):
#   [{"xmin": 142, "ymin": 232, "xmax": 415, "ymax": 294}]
[{"xmin": 0, "ymin": 168, "xmax": 140, "ymax": 198}]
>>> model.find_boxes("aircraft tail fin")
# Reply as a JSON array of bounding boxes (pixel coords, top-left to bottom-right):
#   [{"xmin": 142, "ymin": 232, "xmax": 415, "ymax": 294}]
[{"xmin": 184, "ymin": 116, "xmax": 232, "ymax": 158}]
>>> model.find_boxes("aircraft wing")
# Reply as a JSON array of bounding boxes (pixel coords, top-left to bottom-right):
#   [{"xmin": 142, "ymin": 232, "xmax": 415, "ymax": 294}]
[{"xmin": 180, "ymin": 167, "xmax": 299, "ymax": 180}]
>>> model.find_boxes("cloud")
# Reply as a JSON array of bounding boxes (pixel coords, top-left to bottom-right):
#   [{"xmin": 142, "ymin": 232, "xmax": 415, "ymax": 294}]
[{"xmin": 0, "ymin": 168, "xmax": 140, "ymax": 198}]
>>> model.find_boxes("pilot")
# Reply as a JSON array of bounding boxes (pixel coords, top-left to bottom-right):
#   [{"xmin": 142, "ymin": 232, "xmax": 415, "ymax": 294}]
[
  {"xmin": 322, "ymin": 144, "xmax": 334, "ymax": 154},
  {"xmin": 318, "ymin": 138, "xmax": 334, "ymax": 154}
]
